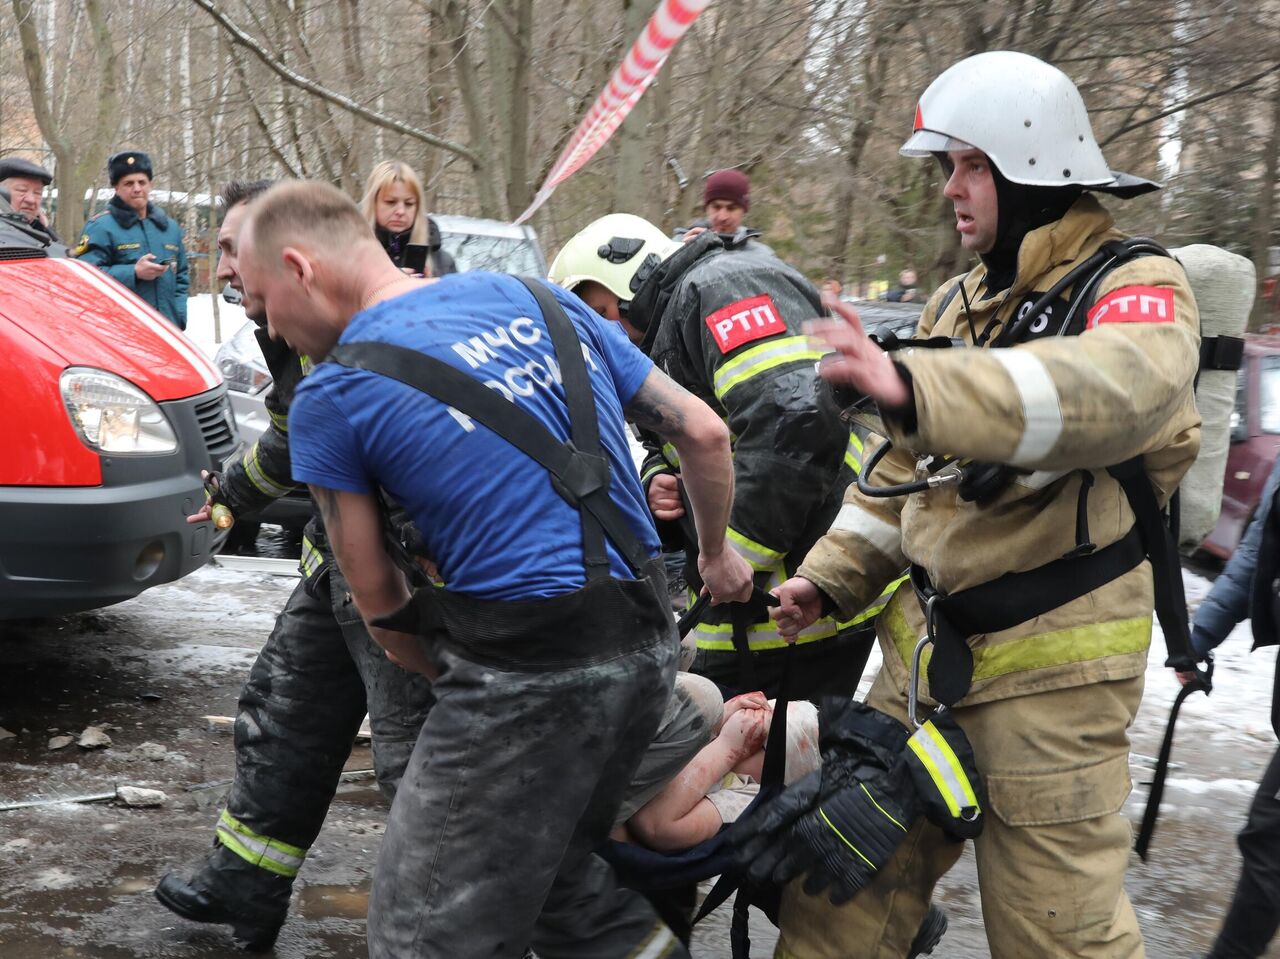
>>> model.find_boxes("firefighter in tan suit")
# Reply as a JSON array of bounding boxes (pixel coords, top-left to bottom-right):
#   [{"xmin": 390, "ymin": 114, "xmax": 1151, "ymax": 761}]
[{"xmin": 766, "ymin": 52, "xmax": 1201, "ymax": 958}]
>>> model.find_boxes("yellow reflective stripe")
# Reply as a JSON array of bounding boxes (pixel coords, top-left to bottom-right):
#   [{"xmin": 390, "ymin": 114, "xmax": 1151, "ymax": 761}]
[
  {"xmin": 818, "ymin": 807, "xmax": 876, "ymax": 869},
  {"xmin": 713, "ymin": 336, "xmax": 826, "ymax": 400},
  {"xmin": 692, "ymin": 577, "xmax": 902, "ymax": 650},
  {"xmin": 300, "ymin": 536, "xmax": 324, "ymax": 578},
  {"xmin": 641, "ymin": 462, "xmax": 671, "ymax": 486},
  {"xmin": 299, "ymin": 355, "xmax": 314, "ymax": 374},
  {"xmin": 217, "ymin": 809, "xmax": 306, "ymax": 878},
  {"xmin": 843, "ymin": 575, "xmax": 904, "ymax": 626},
  {"xmin": 912, "ymin": 720, "xmax": 980, "ymax": 815},
  {"xmin": 844, "ymin": 431, "xmax": 865, "ymax": 473},
  {"xmin": 692, "ymin": 618, "xmax": 838, "ymax": 651},
  {"xmin": 242, "ymin": 442, "xmax": 295, "ymax": 498},
  {"xmin": 726, "ymin": 527, "xmax": 785, "ymax": 571},
  {"xmin": 885, "ymin": 592, "xmax": 1153, "ymax": 684},
  {"xmin": 268, "ymin": 408, "xmax": 289, "ymax": 433},
  {"xmin": 660, "ymin": 443, "xmax": 681, "ymax": 469},
  {"xmin": 628, "ymin": 923, "xmax": 678, "ymax": 959},
  {"xmin": 860, "ymin": 782, "xmax": 908, "ymax": 832}
]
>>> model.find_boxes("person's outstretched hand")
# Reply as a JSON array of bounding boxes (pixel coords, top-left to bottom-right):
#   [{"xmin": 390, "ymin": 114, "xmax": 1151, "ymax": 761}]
[{"xmin": 807, "ymin": 293, "xmax": 909, "ymax": 408}]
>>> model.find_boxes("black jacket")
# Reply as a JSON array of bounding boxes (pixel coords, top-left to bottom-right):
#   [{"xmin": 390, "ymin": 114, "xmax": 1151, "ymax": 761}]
[
  {"xmin": 630, "ymin": 232, "xmax": 861, "ymax": 649},
  {"xmin": 375, "ymin": 218, "xmax": 458, "ymax": 277}
]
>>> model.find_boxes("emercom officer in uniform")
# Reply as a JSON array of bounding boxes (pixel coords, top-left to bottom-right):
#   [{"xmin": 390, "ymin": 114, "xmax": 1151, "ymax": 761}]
[
  {"xmin": 236, "ymin": 180, "xmax": 754, "ymax": 958},
  {"xmin": 76, "ymin": 150, "xmax": 189, "ymax": 329}
]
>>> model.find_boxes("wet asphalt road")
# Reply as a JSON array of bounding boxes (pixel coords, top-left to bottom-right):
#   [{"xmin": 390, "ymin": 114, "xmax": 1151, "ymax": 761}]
[{"xmin": 0, "ymin": 541, "xmax": 1277, "ymax": 958}]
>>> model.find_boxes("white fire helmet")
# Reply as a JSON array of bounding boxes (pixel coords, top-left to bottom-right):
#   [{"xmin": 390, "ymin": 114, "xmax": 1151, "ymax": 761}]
[
  {"xmin": 549, "ymin": 213, "xmax": 681, "ymax": 302},
  {"xmin": 901, "ymin": 51, "xmax": 1157, "ymax": 196}
]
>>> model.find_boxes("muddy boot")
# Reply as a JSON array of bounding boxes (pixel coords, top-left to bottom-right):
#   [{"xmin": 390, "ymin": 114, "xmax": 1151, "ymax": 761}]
[
  {"xmin": 155, "ymin": 840, "xmax": 293, "ymax": 951},
  {"xmin": 908, "ymin": 904, "xmax": 948, "ymax": 958}
]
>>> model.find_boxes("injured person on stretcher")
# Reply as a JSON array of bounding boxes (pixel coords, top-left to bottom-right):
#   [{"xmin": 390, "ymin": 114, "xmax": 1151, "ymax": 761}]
[{"xmin": 615, "ymin": 673, "xmax": 821, "ymax": 851}]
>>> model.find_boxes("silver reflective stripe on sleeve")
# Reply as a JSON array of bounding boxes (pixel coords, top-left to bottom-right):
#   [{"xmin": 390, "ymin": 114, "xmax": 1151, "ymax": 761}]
[
  {"xmin": 993, "ymin": 350, "xmax": 1063, "ymax": 466},
  {"xmin": 830, "ymin": 504, "xmax": 905, "ymax": 566},
  {"xmin": 1014, "ymin": 468, "xmax": 1070, "ymax": 491}
]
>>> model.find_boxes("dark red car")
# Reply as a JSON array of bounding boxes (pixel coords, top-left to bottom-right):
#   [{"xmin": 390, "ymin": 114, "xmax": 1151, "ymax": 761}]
[{"xmin": 1200, "ymin": 334, "xmax": 1280, "ymax": 559}]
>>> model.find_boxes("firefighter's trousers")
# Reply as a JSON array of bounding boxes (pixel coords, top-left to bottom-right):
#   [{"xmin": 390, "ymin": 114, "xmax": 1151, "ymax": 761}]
[
  {"xmin": 774, "ymin": 668, "xmax": 1146, "ymax": 959},
  {"xmin": 199, "ymin": 561, "xmax": 435, "ymax": 905}
]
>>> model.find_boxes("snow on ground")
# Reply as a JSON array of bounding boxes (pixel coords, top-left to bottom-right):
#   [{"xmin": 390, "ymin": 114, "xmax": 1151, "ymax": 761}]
[{"xmin": 1145, "ymin": 569, "xmax": 1278, "ymax": 752}]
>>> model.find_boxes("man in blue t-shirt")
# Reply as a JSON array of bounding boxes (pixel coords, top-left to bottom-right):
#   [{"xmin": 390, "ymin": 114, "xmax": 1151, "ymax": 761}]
[{"xmin": 236, "ymin": 181, "xmax": 753, "ymax": 959}]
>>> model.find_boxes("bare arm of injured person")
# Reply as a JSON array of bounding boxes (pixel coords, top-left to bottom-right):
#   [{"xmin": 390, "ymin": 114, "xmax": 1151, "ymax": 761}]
[{"xmin": 629, "ymin": 693, "xmax": 770, "ymax": 851}]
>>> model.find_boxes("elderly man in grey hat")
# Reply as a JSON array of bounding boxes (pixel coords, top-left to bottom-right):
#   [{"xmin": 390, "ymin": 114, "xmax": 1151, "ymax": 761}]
[{"xmin": 0, "ymin": 157, "xmax": 58, "ymax": 242}]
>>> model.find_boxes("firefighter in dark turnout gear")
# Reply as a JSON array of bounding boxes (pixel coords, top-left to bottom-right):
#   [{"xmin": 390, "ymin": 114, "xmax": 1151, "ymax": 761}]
[
  {"xmin": 153, "ymin": 181, "xmax": 434, "ymax": 951},
  {"xmin": 551, "ymin": 214, "xmax": 890, "ymax": 699}
]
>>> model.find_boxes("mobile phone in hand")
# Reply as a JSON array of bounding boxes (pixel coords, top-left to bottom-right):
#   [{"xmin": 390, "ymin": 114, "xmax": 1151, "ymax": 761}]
[{"xmin": 403, "ymin": 244, "xmax": 429, "ymax": 275}]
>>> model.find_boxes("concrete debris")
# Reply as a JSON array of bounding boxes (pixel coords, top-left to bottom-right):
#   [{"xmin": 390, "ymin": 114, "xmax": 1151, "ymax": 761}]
[
  {"xmin": 47, "ymin": 735, "xmax": 75, "ymax": 750},
  {"xmin": 204, "ymin": 715, "xmax": 235, "ymax": 735},
  {"xmin": 77, "ymin": 726, "xmax": 112, "ymax": 749},
  {"xmin": 130, "ymin": 742, "xmax": 168, "ymax": 762},
  {"xmin": 115, "ymin": 785, "xmax": 167, "ymax": 808}
]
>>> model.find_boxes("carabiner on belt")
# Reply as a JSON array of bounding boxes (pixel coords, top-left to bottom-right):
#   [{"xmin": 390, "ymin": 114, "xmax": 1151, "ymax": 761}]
[{"xmin": 907, "ymin": 593, "xmax": 942, "ymax": 729}]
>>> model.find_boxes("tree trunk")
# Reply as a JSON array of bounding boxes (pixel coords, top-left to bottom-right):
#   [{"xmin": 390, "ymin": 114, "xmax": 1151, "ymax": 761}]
[
  {"xmin": 613, "ymin": 0, "xmax": 653, "ymax": 215},
  {"xmin": 1250, "ymin": 73, "xmax": 1280, "ymax": 330},
  {"xmin": 440, "ymin": 0, "xmax": 503, "ymax": 217},
  {"xmin": 13, "ymin": 0, "xmax": 119, "ymax": 241}
]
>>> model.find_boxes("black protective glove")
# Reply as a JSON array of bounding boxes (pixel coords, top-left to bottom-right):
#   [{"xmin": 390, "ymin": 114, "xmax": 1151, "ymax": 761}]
[
  {"xmin": 785, "ymin": 752, "xmax": 918, "ymax": 905},
  {"xmin": 733, "ymin": 700, "xmax": 918, "ymax": 904}
]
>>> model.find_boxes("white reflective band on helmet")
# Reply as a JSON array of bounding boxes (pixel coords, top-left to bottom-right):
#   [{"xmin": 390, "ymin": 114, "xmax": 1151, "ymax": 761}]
[
  {"xmin": 907, "ymin": 720, "xmax": 980, "ymax": 819},
  {"xmin": 900, "ymin": 130, "xmax": 976, "ymax": 156},
  {"xmin": 830, "ymin": 504, "xmax": 905, "ymax": 566},
  {"xmin": 992, "ymin": 350, "xmax": 1063, "ymax": 466}
]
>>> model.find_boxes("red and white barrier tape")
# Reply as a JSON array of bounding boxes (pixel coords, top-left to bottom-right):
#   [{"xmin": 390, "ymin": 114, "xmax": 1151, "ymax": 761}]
[{"xmin": 516, "ymin": 0, "xmax": 712, "ymax": 223}]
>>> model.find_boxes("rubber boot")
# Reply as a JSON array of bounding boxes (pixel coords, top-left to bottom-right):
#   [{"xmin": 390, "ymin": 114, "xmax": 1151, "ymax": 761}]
[
  {"xmin": 908, "ymin": 904, "xmax": 948, "ymax": 958},
  {"xmin": 155, "ymin": 839, "xmax": 293, "ymax": 951}
]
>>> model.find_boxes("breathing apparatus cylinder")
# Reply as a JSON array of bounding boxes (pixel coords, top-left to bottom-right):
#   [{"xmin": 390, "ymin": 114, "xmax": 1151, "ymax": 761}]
[{"xmin": 1167, "ymin": 244, "xmax": 1254, "ymax": 553}]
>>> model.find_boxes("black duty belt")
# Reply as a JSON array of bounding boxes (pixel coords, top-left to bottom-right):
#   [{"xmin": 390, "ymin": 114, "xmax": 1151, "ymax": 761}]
[
  {"xmin": 909, "ymin": 525, "xmax": 1146, "ymax": 708},
  {"xmin": 374, "ymin": 557, "xmax": 674, "ymax": 672}
]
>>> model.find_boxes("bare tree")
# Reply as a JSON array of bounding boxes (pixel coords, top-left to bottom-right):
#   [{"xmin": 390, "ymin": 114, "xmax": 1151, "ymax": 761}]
[{"xmin": 13, "ymin": 0, "xmax": 120, "ymax": 240}]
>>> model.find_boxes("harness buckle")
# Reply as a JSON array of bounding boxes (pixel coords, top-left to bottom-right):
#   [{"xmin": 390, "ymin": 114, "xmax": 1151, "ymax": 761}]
[{"xmin": 908, "ymin": 594, "xmax": 940, "ymax": 729}]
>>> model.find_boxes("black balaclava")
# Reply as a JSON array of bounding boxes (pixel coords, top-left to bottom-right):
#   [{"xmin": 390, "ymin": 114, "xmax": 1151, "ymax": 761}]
[{"xmin": 937, "ymin": 153, "xmax": 1081, "ymax": 296}]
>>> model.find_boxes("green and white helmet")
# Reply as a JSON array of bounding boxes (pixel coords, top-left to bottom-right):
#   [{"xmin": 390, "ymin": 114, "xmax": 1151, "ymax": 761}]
[
  {"xmin": 549, "ymin": 214, "xmax": 681, "ymax": 301},
  {"xmin": 901, "ymin": 51, "xmax": 1157, "ymax": 197}
]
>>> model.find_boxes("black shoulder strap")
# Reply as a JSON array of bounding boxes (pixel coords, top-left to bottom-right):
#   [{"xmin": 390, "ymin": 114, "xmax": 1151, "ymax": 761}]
[
  {"xmin": 936, "ymin": 278, "xmax": 964, "ymax": 321},
  {"xmin": 520, "ymin": 277, "xmax": 610, "ymax": 577},
  {"xmin": 326, "ymin": 277, "xmax": 650, "ymax": 578},
  {"xmin": 692, "ymin": 625, "xmax": 792, "ymax": 954}
]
